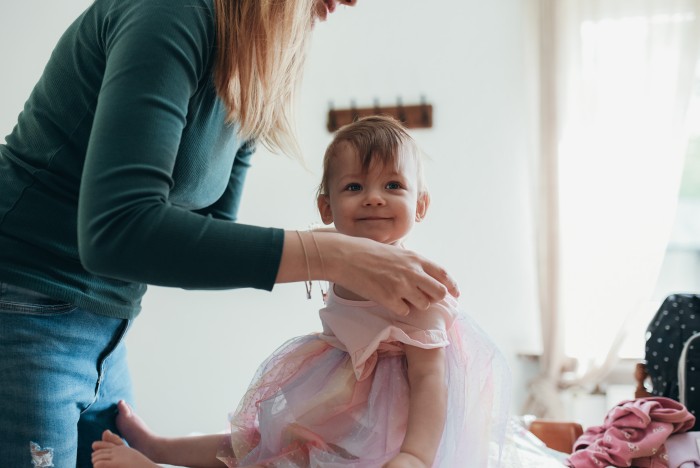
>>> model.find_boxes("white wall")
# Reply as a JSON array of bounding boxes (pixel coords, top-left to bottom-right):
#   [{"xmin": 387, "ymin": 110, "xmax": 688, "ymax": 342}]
[{"xmin": 1, "ymin": 1, "xmax": 541, "ymax": 438}]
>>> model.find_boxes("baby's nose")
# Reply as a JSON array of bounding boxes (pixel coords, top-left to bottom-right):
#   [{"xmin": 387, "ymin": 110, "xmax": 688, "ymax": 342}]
[{"xmin": 363, "ymin": 191, "xmax": 386, "ymax": 205}]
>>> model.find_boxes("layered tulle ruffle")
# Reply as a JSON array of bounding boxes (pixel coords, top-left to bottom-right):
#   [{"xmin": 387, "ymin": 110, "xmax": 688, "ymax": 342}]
[{"xmin": 218, "ymin": 312, "xmax": 510, "ymax": 467}]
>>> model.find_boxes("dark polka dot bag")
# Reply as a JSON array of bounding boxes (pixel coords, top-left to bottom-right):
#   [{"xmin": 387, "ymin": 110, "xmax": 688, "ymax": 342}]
[{"xmin": 645, "ymin": 293, "xmax": 700, "ymax": 427}]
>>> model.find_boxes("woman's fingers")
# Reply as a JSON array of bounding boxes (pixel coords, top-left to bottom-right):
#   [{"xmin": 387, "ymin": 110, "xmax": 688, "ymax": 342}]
[
  {"xmin": 392, "ymin": 276, "xmax": 446, "ymax": 314},
  {"xmin": 362, "ymin": 246, "xmax": 457, "ymax": 315},
  {"xmin": 389, "ymin": 250, "xmax": 457, "ymax": 309},
  {"xmin": 401, "ymin": 286, "xmax": 433, "ymax": 312},
  {"xmin": 421, "ymin": 260, "xmax": 459, "ymax": 298},
  {"xmin": 383, "ymin": 297, "xmax": 411, "ymax": 317}
]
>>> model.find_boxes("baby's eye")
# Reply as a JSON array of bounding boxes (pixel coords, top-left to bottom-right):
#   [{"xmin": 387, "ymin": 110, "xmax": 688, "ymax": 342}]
[
  {"xmin": 345, "ymin": 183, "xmax": 362, "ymax": 192},
  {"xmin": 386, "ymin": 181, "xmax": 402, "ymax": 190}
]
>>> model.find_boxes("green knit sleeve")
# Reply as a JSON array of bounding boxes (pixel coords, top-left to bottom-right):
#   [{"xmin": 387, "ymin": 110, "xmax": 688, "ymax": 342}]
[{"xmin": 77, "ymin": 1, "xmax": 283, "ymax": 291}]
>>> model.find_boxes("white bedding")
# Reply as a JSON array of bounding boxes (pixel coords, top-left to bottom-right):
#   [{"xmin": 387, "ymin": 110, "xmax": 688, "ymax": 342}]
[{"xmin": 491, "ymin": 418, "xmax": 568, "ymax": 468}]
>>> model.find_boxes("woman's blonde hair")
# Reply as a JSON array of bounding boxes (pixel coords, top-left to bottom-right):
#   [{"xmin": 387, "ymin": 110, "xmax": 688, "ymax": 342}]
[
  {"xmin": 318, "ymin": 115, "xmax": 426, "ymax": 197},
  {"xmin": 213, "ymin": 0, "xmax": 315, "ymax": 158}
]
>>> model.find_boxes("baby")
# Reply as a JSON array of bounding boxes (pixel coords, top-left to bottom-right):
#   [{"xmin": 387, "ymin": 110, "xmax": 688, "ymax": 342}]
[{"xmin": 92, "ymin": 115, "xmax": 510, "ymax": 467}]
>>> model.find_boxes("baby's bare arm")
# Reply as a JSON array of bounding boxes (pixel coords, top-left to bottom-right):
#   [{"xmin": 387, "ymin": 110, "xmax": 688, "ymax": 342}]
[{"xmin": 392, "ymin": 346, "xmax": 447, "ymax": 467}]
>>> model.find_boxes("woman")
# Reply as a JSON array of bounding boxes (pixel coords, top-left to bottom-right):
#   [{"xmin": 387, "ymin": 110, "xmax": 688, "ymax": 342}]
[{"xmin": 0, "ymin": 0, "xmax": 458, "ymax": 466}]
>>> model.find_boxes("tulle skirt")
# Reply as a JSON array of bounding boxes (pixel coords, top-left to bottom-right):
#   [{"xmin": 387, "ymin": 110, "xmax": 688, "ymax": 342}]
[{"xmin": 218, "ymin": 314, "xmax": 511, "ymax": 467}]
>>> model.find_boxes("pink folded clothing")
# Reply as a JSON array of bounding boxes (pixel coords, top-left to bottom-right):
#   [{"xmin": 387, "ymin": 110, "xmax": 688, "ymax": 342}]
[{"xmin": 566, "ymin": 397, "xmax": 695, "ymax": 468}]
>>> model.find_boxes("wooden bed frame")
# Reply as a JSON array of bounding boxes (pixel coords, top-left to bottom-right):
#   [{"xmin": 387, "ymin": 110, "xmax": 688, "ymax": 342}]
[
  {"xmin": 529, "ymin": 420, "xmax": 584, "ymax": 454},
  {"xmin": 634, "ymin": 362, "xmax": 653, "ymax": 398}
]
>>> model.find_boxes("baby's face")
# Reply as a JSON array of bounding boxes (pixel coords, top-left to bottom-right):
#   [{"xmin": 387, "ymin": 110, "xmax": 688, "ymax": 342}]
[{"xmin": 318, "ymin": 142, "xmax": 428, "ymax": 245}]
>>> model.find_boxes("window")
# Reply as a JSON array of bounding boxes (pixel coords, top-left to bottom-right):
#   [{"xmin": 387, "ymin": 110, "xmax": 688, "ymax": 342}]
[{"xmin": 618, "ymin": 65, "xmax": 700, "ymax": 359}]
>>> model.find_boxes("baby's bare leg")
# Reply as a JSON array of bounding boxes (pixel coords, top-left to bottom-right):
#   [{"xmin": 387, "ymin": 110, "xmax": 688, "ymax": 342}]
[
  {"xmin": 115, "ymin": 400, "xmax": 228, "ymax": 467},
  {"xmin": 384, "ymin": 347, "xmax": 447, "ymax": 468},
  {"xmin": 113, "ymin": 400, "xmax": 165, "ymax": 461},
  {"xmin": 92, "ymin": 429, "xmax": 266, "ymax": 468}
]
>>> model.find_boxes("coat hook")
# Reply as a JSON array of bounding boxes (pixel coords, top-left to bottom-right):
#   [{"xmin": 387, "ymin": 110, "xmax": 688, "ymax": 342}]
[
  {"xmin": 420, "ymin": 95, "xmax": 431, "ymax": 127},
  {"xmin": 327, "ymin": 101, "xmax": 337, "ymax": 132},
  {"xmin": 373, "ymin": 98, "xmax": 381, "ymax": 116},
  {"xmin": 396, "ymin": 96, "xmax": 407, "ymax": 123},
  {"xmin": 350, "ymin": 99, "xmax": 359, "ymax": 122}
]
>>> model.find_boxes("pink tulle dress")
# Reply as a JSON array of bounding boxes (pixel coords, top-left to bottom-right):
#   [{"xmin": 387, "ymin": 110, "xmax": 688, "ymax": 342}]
[{"xmin": 217, "ymin": 287, "xmax": 511, "ymax": 467}]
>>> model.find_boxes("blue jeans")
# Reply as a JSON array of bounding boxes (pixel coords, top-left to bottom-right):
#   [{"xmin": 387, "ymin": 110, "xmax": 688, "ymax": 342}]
[{"xmin": 0, "ymin": 282, "xmax": 134, "ymax": 467}]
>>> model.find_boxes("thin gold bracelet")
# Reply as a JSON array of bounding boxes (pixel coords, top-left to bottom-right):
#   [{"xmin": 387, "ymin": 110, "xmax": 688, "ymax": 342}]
[
  {"xmin": 296, "ymin": 230, "xmax": 312, "ymax": 299},
  {"xmin": 309, "ymin": 230, "xmax": 328, "ymax": 301}
]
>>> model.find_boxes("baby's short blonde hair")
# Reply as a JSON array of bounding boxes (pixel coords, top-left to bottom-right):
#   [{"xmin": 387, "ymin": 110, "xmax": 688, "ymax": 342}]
[{"xmin": 318, "ymin": 115, "xmax": 426, "ymax": 197}]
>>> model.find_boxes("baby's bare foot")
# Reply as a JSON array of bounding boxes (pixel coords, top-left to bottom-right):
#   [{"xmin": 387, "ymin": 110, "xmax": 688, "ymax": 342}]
[{"xmin": 92, "ymin": 430, "xmax": 160, "ymax": 468}]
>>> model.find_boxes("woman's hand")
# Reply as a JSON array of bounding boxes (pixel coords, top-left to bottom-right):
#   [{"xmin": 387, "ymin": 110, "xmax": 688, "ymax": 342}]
[
  {"xmin": 324, "ymin": 233, "xmax": 458, "ymax": 315},
  {"xmin": 276, "ymin": 230, "xmax": 459, "ymax": 316}
]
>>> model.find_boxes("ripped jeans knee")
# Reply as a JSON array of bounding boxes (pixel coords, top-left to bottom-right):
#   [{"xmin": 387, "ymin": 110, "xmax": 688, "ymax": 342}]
[{"xmin": 30, "ymin": 442, "xmax": 54, "ymax": 467}]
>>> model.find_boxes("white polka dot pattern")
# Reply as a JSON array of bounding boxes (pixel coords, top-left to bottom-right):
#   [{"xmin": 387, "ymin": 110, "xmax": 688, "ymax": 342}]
[{"xmin": 645, "ymin": 294, "xmax": 700, "ymax": 431}]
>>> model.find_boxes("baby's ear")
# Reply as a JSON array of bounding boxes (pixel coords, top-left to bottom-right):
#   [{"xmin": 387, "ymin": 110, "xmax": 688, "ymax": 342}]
[
  {"xmin": 317, "ymin": 195, "xmax": 334, "ymax": 225},
  {"xmin": 415, "ymin": 192, "xmax": 430, "ymax": 222}
]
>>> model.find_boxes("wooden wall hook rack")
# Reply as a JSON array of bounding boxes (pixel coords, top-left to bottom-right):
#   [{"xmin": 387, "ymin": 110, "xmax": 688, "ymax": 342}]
[{"xmin": 327, "ymin": 99, "xmax": 433, "ymax": 132}]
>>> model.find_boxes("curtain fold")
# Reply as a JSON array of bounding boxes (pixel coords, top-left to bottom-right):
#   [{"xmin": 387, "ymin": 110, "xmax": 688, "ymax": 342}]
[
  {"xmin": 525, "ymin": 0, "xmax": 700, "ymax": 418},
  {"xmin": 523, "ymin": 0, "xmax": 566, "ymax": 419}
]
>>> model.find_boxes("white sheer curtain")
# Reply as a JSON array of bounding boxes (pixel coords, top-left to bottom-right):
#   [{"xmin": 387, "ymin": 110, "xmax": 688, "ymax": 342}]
[{"xmin": 525, "ymin": 0, "xmax": 700, "ymax": 418}]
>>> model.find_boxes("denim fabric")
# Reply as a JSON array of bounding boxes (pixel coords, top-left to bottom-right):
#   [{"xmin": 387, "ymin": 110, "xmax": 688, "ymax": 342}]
[{"xmin": 0, "ymin": 282, "xmax": 134, "ymax": 467}]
